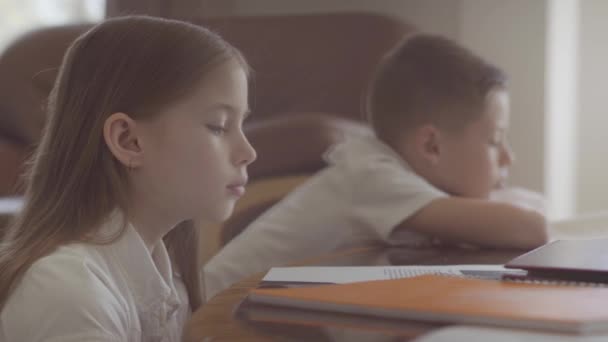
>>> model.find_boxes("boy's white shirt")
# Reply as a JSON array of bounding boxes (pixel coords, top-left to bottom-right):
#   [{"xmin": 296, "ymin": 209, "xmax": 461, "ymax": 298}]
[
  {"xmin": 203, "ymin": 135, "xmax": 447, "ymax": 299},
  {"xmin": 0, "ymin": 212, "xmax": 190, "ymax": 342}
]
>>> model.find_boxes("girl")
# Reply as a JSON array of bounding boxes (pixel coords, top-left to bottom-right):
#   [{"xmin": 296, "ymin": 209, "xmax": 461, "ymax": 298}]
[{"xmin": 0, "ymin": 15, "xmax": 256, "ymax": 341}]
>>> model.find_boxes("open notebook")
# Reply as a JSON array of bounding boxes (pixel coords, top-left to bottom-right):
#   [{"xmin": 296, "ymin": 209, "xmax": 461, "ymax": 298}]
[{"xmin": 260, "ymin": 265, "xmax": 526, "ymax": 287}]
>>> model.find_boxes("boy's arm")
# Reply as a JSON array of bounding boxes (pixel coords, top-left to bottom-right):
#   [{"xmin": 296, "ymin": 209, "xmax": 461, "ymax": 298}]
[
  {"xmin": 399, "ymin": 197, "xmax": 549, "ymax": 249},
  {"xmin": 489, "ymin": 187, "xmax": 546, "ymax": 214}
]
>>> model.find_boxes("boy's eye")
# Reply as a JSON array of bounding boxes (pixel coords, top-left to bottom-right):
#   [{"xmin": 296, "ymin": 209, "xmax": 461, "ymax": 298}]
[
  {"xmin": 206, "ymin": 124, "xmax": 227, "ymax": 135},
  {"xmin": 490, "ymin": 133, "xmax": 505, "ymax": 146}
]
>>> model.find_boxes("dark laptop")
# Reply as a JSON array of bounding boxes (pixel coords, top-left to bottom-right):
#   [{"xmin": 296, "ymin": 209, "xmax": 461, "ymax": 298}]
[{"xmin": 504, "ymin": 238, "xmax": 608, "ymax": 283}]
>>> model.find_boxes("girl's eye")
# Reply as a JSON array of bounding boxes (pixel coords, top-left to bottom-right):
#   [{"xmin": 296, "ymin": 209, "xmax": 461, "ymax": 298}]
[{"xmin": 206, "ymin": 124, "xmax": 227, "ymax": 135}]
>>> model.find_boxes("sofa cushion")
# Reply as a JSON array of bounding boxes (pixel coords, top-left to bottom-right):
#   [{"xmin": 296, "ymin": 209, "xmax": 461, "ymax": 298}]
[{"xmin": 0, "ymin": 25, "xmax": 89, "ymax": 144}]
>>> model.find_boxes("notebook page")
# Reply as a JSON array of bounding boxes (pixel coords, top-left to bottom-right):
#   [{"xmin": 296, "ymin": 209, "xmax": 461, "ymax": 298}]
[
  {"xmin": 0, "ymin": 197, "xmax": 23, "ymax": 215},
  {"xmin": 262, "ymin": 265, "xmax": 524, "ymax": 284}
]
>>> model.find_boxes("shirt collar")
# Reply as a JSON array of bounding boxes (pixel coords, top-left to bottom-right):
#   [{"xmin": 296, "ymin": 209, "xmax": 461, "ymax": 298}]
[{"xmin": 95, "ymin": 211, "xmax": 182, "ymax": 310}]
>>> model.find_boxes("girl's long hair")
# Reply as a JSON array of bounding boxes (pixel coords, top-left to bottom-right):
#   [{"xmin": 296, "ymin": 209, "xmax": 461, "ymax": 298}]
[{"xmin": 0, "ymin": 15, "xmax": 248, "ymax": 311}]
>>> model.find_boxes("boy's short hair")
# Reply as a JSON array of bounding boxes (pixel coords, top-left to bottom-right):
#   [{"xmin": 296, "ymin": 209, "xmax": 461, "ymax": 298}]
[{"xmin": 366, "ymin": 33, "xmax": 507, "ymax": 145}]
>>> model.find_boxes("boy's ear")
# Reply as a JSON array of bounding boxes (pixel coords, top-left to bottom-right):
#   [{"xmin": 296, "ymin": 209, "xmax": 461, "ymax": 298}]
[
  {"xmin": 103, "ymin": 112, "xmax": 143, "ymax": 169},
  {"xmin": 414, "ymin": 124, "xmax": 442, "ymax": 164}
]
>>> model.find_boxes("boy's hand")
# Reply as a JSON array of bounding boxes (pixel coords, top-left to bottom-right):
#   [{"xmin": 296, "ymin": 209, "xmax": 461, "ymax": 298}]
[{"xmin": 489, "ymin": 187, "xmax": 546, "ymax": 215}]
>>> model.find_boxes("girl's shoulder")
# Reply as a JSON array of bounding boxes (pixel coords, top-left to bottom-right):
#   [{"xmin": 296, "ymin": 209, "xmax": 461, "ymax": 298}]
[
  {"xmin": 2, "ymin": 243, "xmax": 130, "ymax": 340},
  {"xmin": 21, "ymin": 242, "xmax": 122, "ymax": 303}
]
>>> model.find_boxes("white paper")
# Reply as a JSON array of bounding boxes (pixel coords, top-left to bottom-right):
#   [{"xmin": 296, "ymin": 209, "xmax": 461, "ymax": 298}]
[
  {"xmin": 0, "ymin": 197, "xmax": 23, "ymax": 215},
  {"xmin": 412, "ymin": 325, "xmax": 608, "ymax": 342},
  {"xmin": 262, "ymin": 265, "xmax": 525, "ymax": 284}
]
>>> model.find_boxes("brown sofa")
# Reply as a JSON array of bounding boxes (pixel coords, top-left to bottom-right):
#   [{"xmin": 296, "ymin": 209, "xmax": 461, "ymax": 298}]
[{"xmin": 0, "ymin": 12, "xmax": 412, "ymax": 258}]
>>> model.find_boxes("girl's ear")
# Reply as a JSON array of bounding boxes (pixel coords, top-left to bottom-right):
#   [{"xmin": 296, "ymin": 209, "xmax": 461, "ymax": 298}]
[
  {"xmin": 103, "ymin": 112, "xmax": 143, "ymax": 169},
  {"xmin": 413, "ymin": 124, "xmax": 442, "ymax": 165}
]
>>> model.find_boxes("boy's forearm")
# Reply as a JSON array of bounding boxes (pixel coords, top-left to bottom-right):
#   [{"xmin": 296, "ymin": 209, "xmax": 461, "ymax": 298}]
[
  {"xmin": 399, "ymin": 198, "xmax": 549, "ymax": 250},
  {"xmin": 494, "ymin": 207, "xmax": 549, "ymax": 249}
]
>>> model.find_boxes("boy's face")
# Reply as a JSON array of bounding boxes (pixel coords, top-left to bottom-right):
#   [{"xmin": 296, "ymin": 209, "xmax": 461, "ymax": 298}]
[
  {"xmin": 430, "ymin": 90, "xmax": 513, "ymax": 199},
  {"xmin": 135, "ymin": 60, "xmax": 257, "ymax": 224}
]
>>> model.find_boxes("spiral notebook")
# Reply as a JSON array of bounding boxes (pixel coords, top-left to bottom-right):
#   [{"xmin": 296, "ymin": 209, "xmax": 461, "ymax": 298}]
[
  {"xmin": 504, "ymin": 238, "xmax": 608, "ymax": 284},
  {"xmin": 260, "ymin": 265, "xmax": 525, "ymax": 287}
]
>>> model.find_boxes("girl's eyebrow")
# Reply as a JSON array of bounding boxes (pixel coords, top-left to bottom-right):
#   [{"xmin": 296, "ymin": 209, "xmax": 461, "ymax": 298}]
[{"xmin": 209, "ymin": 103, "xmax": 251, "ymax": 118}]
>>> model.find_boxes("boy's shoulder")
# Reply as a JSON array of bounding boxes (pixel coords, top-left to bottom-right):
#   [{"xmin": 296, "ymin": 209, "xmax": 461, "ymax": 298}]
[
  {"xmin": 325, "ymin": 135, "xmax": 405, "ymax": 166},
  {"xmin": 264, "ymin": 136, "xmax": 443, "ymax": 211},
  {"xmin": 263, "ymin": 136, "xmax": 442, "ymax": 212},
  {"xmin": 323, "ymin": 136, "xmax": 417, "ymax": 179},
  {"xmin": 324, "ymin": 136, "xmax": 430, "ymax": 186}
]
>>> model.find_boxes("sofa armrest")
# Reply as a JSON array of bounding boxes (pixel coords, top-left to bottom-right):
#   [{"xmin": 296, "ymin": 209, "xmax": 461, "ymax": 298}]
[
  {"xmin": 245, "ymin": 112, "xmax": 372, "ymax": 180},
  {"xmin": 0, "ymin": 24, "xmax": 91, "ymax": 144}
]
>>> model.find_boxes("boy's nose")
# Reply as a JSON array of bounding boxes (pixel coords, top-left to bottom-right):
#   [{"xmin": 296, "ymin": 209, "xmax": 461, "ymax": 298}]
[{"xmin": 500, "ymin": 142, "xmax": 514, "ymax": 166}]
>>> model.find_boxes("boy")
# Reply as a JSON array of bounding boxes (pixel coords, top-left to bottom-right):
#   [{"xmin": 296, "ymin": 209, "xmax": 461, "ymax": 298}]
[{"xmin": 203, "ymin": 33, "xmax": 548, "ymax": 299}]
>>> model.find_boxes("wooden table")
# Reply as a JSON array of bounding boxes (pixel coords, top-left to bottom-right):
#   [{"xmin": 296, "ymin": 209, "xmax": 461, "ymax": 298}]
[{"xmin": 184, "ymin": 245, "xmax": 524, "ymax": 341}]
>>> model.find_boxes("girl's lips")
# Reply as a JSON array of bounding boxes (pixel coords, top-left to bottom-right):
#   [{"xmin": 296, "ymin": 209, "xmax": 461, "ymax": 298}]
[{"xmin": 227, "ymin": 184, "xmax": 245, "ymax": 197}]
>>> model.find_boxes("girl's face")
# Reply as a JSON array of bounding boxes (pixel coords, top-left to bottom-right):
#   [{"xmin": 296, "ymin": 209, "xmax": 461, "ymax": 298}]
[{"xmin": 134, "ymin": 60, "xmax": 256, "ymax": 224}]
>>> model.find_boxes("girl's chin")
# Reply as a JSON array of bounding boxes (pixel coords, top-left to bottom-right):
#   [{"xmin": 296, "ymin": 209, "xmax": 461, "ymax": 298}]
[{"xmin": 216, "ymin": 206, "xmax": 237, "ymax": 222}]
